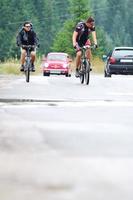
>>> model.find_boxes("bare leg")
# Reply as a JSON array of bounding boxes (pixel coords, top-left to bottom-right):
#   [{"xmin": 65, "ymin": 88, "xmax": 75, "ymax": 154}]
[
  {"xmin": 86, "ymin": 49, "xmax": 92, "ymax": 70},
  {"xmin": 20, "ymin": 49, "xmax": 26, "ymax": 65},
  {"xmin": 75, "ymin": 50, "xmax": 82, "ymax": 77},
  {"xmin": 30, "ymin": 51, "xmax": 36, "ymax": 71},
  {"xmin": 75, "ymin": 50, "xmax": 82, "ymax": 69},
  {"xmin": 86, "ymin": 49, "xmax": 91, "ymax": 62},
  {"xmin": 30, "ymin": 51, "xmax": 36, "ymax": 64}
]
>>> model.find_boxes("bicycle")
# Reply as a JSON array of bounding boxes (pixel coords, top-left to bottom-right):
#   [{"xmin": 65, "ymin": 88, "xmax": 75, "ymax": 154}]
[
  {"xmin": 79, "ymin": 45, "xmax": 94, "ymax": 85},
  {"xmin": 22, "ymin": 45, "xmax": 36, "ymax": 82}
]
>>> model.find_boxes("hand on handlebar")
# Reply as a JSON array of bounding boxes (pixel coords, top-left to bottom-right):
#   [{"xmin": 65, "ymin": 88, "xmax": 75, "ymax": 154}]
[
  {"xmin": 21, "ymin": 45, "xmax": 26, "ymax": 48},
  {"xmin": 21, "ymin": 45, "xmax": 36, "ymax": 49},
  {"xmin": 73, "ymin": 43, "xmax": 81, "ymax": 51}
]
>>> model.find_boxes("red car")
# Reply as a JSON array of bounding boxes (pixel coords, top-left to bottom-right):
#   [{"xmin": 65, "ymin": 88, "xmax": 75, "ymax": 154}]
[{"xmin": 42, "ymin": 52, "xmax": 72, "ymax": 77}]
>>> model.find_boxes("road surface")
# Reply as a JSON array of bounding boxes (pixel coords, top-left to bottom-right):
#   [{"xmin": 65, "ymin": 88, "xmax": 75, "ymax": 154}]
[{"xmin": 0, "ymin": 73, "xmax": 133, "ymax": 200}]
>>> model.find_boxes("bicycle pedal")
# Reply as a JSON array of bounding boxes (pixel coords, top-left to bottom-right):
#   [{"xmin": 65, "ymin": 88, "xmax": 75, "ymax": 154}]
[
  {"xmin": 20, "ymin": 65, "xmax": 24, "ymax": 71},
  {"xmin": 75, "ymin": 74, "xmax": 80, "ymax": 78},
  {"xmin": 79, "ymin": 70, "xmax": 85, "ymax": 75},
  {"xmin": 79, "ymin": 69, "xmax": 86, "ymax": 75}
]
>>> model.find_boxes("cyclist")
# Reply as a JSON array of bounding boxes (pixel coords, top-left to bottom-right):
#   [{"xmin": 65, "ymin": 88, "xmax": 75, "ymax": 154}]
[
  {"xmin": 72, "ymin": 16, "xmax": 98, "ymax": 77},
  {"xmin": 16, "ymin": 21, "xmax": 39, "ymax": 72}
]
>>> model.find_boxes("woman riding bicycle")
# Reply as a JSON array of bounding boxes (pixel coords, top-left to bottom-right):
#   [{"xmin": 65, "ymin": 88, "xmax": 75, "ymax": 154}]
[{"xmin": 72, "ymin": 16, "xmax": 98, "ymax": 77}]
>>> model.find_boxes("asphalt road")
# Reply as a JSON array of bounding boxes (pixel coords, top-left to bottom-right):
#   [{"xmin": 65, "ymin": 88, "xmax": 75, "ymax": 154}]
[{"xmin": 0, "ymin": 73, "xmax": 133, "ymax": 200}]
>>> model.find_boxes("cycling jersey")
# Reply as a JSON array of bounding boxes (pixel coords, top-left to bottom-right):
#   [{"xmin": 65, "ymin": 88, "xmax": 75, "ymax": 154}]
[{"xmin": 75, "ymin": 22, "xmax": 95, "ymax": 47}]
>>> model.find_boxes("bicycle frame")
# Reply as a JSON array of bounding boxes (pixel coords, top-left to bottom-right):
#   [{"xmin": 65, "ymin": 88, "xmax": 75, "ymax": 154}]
[
  {"xmin": 79, "ymin": 45, "xmax": 92, "ymax": 85},
  {"xmin": 23, "ymin": 45, "xmax": 35, "ymax": 82}
]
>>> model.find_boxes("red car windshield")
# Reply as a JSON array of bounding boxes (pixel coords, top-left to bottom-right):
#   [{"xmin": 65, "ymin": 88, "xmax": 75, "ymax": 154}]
[{"xmin": 47, "ymin": 54, "xmax": 67, "ymax": 61}]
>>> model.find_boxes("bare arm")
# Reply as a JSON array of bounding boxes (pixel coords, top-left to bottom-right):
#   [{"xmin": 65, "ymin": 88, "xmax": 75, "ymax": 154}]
[{"xmin": 72, "ymin": 31, "xmax": 78, "ymax": 47}]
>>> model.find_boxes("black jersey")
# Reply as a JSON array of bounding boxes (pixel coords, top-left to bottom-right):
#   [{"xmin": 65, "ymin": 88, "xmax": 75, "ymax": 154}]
[
  {"xmin": 17, "ymin": 28, "xmax": 39, "ymax": 46},
  {"xmin": 75, "ymin": 22, "xmax": 95, "ymax": 47}
]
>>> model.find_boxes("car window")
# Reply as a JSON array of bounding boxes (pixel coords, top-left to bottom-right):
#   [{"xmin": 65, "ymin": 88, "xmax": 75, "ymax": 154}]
[
  {"xmin": 113, "ymin": 49, "xmax": 133, "ymax": 57},
  {"xmin": 47, "ymin": 54, "xmax": 67, "ymax": 61}
]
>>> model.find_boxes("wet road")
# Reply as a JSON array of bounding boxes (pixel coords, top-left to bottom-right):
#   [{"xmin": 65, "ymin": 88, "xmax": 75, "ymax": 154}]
[{"xmin": 0, "ymin": 74, "xmax": 133, "ymax": 200}]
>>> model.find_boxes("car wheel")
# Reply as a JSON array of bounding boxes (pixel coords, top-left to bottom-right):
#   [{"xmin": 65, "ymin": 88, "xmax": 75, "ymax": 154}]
[
  {"xmin": 66, "ymin": 73, "xmax": 71, "ymax": 77},
  {"xmin": 43, "ymin": 72, "xmax": 50, "ymax": 76},
  {"xmin": 107, "ymin": 73, "xmax": 111, "ymax": 77},
  {"xmin": 104, "ymin": 70, "xmax": 107, "ymax": 77},
  {"xmin": 104, "ymin": 70, "xmax": 111, "ymax": 77}
]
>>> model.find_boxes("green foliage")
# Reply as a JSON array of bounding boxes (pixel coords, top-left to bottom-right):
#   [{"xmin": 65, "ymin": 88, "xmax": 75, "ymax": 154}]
[
  {"xmin": 90, "ymin": 0, "xmax": 133, "ymax": 48},
  {"xmin": 0, "ymin": 0, "xmax": 70, "ymax": 61},
  {"xmin": 93, "ymin": 27, "xmax": 113, "ymax": 56},
  {"xmin": 69, "ymin": 0, "xmax": 92, "ymax": 22},
  {"xmin": 1, "ymin": 0, "xmax": 133, "ymax": 61},
  {"xmin": 51, "ymin": 0, "xmax": 111, "ymax": 57},
  {"xmin": 51, "ymin": 0, "xmax": 93, "ymax": 57},
  {"xmin": 51, "ymin": 20, "xmax": 75, "ymax": 56}
]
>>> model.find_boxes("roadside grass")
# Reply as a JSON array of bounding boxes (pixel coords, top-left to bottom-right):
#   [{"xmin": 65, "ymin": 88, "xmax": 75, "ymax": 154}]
[
  {"xmin": 0, "ymin": 57, "xmax": 42, "ymax": 75},
  {"xmin": 0, "ymin": 56, "xmax": 104, "ymax": 75},
  {"xmin": 91, "ymin": 56, "xmax": 104, "ymax": 73}
]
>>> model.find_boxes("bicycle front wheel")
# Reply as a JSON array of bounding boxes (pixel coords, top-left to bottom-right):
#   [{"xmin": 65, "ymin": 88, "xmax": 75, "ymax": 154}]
[
  {"xmin": 25, "ymin": 67, "xmax": 30, "ymax": 82},
  {"xmin": 85, "ymin": 60, "xmax": 90, "ymax": 85},
  {"xmin": 80, "ymin": 67, "xmax": 84, "ymax": 84},
  {"xmin": 25, "ymin": 59, "xmax": 31, "ymax": 82}
]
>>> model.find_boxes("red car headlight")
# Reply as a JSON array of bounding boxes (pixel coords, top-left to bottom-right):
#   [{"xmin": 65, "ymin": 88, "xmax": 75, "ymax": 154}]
[
  {"xmin": 63, "ymin": 64, "xmax": 69, "ymax": 68},
  {"xmin": 44, "ymin": 63, "xmax": 49, "ymax": 68}
]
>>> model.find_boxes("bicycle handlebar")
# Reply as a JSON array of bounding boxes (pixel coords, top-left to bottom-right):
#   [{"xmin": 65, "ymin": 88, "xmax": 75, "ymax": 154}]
[
  {"xmin": 82, "ymin": 45, "xmax": 96, "ymax": 50},
  {"xmin": 21, "ymin": 45, "xmax": 36, "ymax": 49}
]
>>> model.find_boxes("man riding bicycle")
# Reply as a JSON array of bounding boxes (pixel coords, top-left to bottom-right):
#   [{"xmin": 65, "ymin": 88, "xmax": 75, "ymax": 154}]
[
  {"xmin": 72, "ymin": 16, "xmax": 98, "ymax": 77},
  {"xmin": 16, "ymin": 21, "xmax": 39, "ymax": 72}
]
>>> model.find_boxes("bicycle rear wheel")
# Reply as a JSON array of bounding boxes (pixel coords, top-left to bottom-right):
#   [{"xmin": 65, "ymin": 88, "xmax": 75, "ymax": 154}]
[{"xmin": 85, "ymin": 60, "xmax": 90, "ymax": 85}]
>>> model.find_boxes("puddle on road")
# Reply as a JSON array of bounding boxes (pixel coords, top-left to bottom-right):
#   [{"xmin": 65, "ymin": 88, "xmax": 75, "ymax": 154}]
[
  {"xmin": 0, "ymin": 98, "xmax": 59, "ymax": 107},
  {"xmin": 45, "ymin": 184, "xmax": 73, "ymax": 191},
  {"xmin": 0, "ymin": 98, "xmax": 133, "ymax": 107}
]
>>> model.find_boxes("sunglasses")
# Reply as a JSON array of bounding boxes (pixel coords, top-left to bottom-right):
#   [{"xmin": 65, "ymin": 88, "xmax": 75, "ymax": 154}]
[{"xmin": 25, "ymin": 25, "xmax": 31, "ymax": 28}]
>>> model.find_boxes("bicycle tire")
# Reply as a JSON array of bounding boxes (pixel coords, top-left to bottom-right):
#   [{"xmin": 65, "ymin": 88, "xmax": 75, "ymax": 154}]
[
  {"xmin": 25, "ymin": 58, "xmax": 31, "ymax": 82},
  {"xmin": 85, "ymin": 60, "xmax": 90, "ymax": 85},
  {"xmin": 80, "ymin": 64, "xmax": 84, "ymax": 84},
  {"xmin": 25, "ymin": 67, "xmax": 30, "ymax": 82}
]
